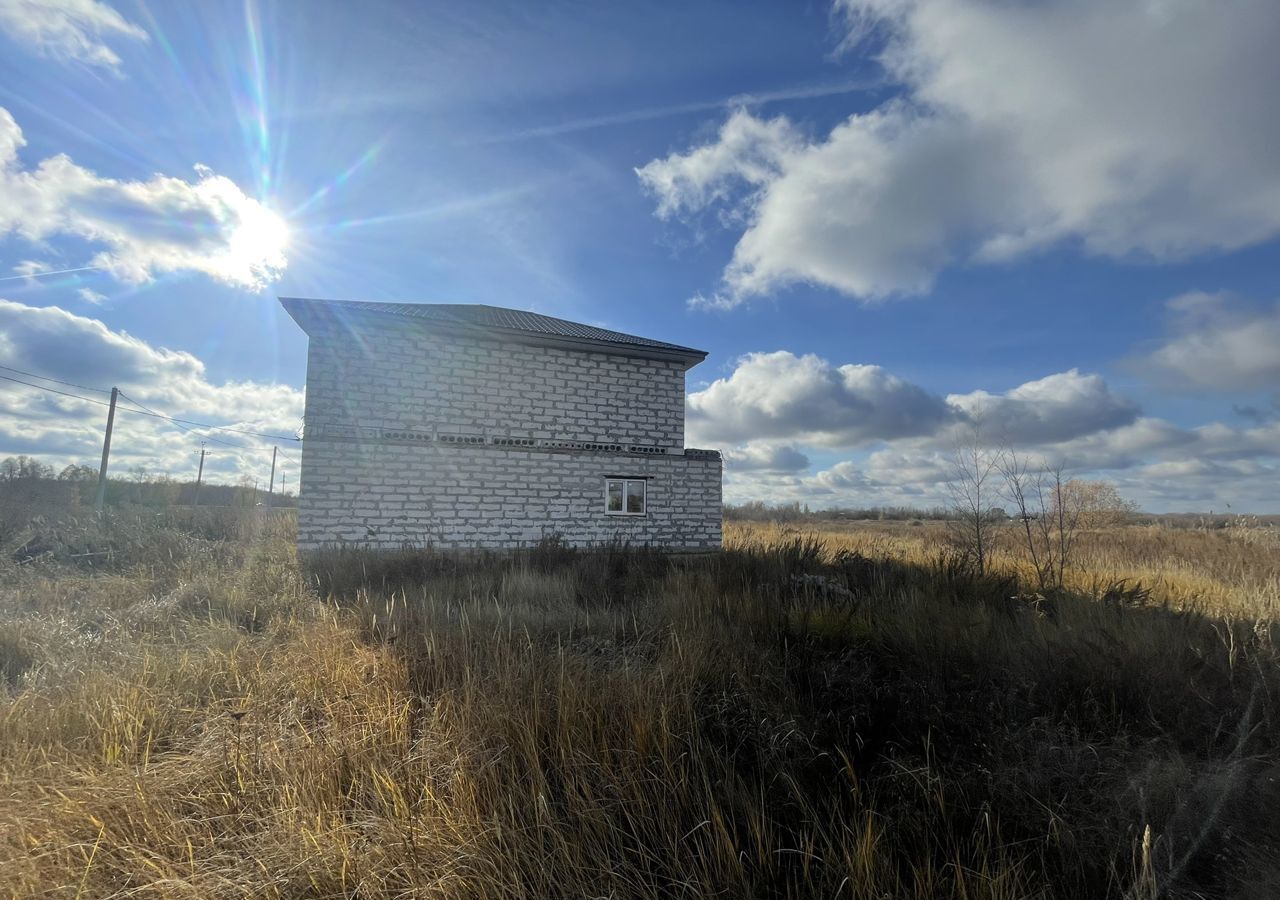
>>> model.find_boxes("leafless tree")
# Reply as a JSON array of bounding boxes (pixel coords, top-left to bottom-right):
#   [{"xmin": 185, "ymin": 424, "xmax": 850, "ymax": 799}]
[
  {"xmin": 57, "ymin": 464, "xmax": 98, "ymax": 482},
  {"xmin": 945, "ymin": 426, "xmax": 1003, "ymax": 575},
  {"xmin": 0, "ymin": 455, "xmax": 54, "ymax": 480},
  {"xmin": 1000, "ymin": 452, "xmax": 1081, "ymax": 590},
  {"xmin": 1000, "ymin": 450, "xmax": 1051, "ymax": 589},
  {"xmin": 1043, "ymin": 464, "xmax": 1083, "ymax": 591},
  {"xmin": 1000, "ymin": 454, "xmax": 1134, "ymax": 591}
]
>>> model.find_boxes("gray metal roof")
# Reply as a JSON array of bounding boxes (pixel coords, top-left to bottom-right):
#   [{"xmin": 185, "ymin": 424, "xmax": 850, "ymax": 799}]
[{"xmin": 280, "ymin": 297, "xmax": 707, "ymax": 365}]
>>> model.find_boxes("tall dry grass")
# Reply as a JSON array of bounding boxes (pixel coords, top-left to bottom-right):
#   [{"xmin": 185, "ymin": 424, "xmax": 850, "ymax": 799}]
[
  {"xmin": 0, "ymin": 513, "xmax": 1276, "ymax": 898},
  {"xmin": 726, "ymin": 519, "xmax": 1280, "ymax": 618}
]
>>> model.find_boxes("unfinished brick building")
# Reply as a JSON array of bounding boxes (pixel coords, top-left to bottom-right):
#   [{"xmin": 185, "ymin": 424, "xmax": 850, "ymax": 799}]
[{"xmin": 280, "ymin": 298, "xmax": 722, "ymax": 550}]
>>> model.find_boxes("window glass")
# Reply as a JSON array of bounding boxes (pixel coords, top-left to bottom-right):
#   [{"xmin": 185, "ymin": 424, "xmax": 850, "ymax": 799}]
[
  {"xmin": 625, "ymin": 480, "xmax": 645, "ymax": 513},
  {"xmin": 606, "ymin": 481, "xmax": 624, "ymax": 512},
  {"xmin": 605, "ymin": 478, "xmax": 647, "ymax": 514}
]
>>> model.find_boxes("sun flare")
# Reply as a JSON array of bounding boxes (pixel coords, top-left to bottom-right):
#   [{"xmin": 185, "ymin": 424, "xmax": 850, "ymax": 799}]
[
  {"xmin": 225, "ymin": 201, "xmax": 289, "ymax": 288},
  {"xmin": 230, "ymin": 203, "xmax": 289, "ymax": 259}
]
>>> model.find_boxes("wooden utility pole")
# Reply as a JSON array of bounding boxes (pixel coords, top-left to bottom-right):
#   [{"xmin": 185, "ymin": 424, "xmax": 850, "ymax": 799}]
[
  {"xmin": 94, "ymin": 386, "xmax": 118, "ymax": 513},
  {"xmin": 266, "ymin": 446, "xmax": 277, "ymax": 511},
  {"xmin": 193, "ymin": 443, "xmax": 207, "ymax": 507}
]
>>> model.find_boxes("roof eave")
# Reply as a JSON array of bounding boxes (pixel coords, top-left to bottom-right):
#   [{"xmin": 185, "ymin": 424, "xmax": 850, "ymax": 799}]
[
  {"xmin": 501, "ymin": 329, "xmax": 708, "ymax": 368},
  {"xmin": 279, "ymin": 297, "xmax": 709, "ymax": 370}
]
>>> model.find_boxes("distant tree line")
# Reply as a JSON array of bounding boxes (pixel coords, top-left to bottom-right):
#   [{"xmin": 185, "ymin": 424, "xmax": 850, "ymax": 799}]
[
  {"xmin": 0, "ymin": 454, "xmax": 295, "ymax": 510},
  {"xmin": 723, "ymin": 500, "xmax": 958, "ymax": 523}
]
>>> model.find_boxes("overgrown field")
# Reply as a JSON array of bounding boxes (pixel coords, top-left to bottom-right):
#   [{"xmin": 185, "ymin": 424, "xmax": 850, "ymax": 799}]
[{"xmin": 1, "ymin": 511, "xmax": 1278, "ymax": 898}]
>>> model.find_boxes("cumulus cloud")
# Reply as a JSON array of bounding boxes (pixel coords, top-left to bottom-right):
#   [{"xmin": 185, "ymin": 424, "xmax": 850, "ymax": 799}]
[
  {"xmin": 861, "ymin": 448, "xmax": 950, "ymax": 487},
  {"xmin": 809, "ymin": 460, "xmax": 871, "ymax": 492},
  {"xmin": 0, "ymin": 0, "xmax": 147, "ymax": 71},
  {"xmin": 945, "ymin": 370, "xmax": 1138, "ymax": 446},
  {"xmin": 640, "ymin": 111, "xmax": 800, "ymax": 220},
  {"xmin": 722, "ymin": 441, "xmax": 810, "ymax": 473},
  {"xmin": 1233, "ymin": 403, "xmax": 1279, "ymax": 426},
  {"xmin": 1036, "ymin": 418, "xmax": 1198, "ymax": 473},
  {"xmin": 639, "ymin": 0, "xmax": 1280, "ymax": 305},
  {"xmin": 726, "ymin": 450, "xmax": 950, "ymax": 507},
  {"xmin": 0, "ymin": 107, "xmax": 288, "ymax": 290},
  {"xmin": 698, "ymin": 345, "xmax": 1280, "ymax": 511},
  {"xmin": 727, "ymin": 415, "xmax": 1280, "ymax": 512},
  {"xmin": 687, "ymin": 350, "xmax": 951, "ymax": 448},
  {"xmin": 1103, "ymin": 456, "xmax": 1280, "ymax": 509},
  {"xmin": 689, "ymin": 351, "xmax": 1135, "ymax": 453},
  {"xmin": 1137, "ymin": 292, "xmax": 1280, "ymax": 391},
  {"xmin": 0, "ymin": 299, "xmax": 304, "ymax": 482}
]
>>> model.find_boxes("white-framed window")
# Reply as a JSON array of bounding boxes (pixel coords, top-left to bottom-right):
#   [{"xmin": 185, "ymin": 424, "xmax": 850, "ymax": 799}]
[{"xmin": 604, "ymin": 477, "xmax": 647, "ymax": 516}]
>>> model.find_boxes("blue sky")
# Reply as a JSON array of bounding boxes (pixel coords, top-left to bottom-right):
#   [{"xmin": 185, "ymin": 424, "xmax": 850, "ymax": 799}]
[{"xmin": 1, "ymin": 0, "xmax": 1279, "ymax": 511}]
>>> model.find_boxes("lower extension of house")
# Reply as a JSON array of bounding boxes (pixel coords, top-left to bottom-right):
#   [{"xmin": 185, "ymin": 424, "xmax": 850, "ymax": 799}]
[{"xmin": 281, "ymin": 297, "xmax": 722, "ymax": 551}]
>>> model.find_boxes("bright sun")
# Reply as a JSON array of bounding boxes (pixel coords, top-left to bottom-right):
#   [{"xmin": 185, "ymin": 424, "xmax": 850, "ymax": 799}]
[{"xmin": 226, "ymin": 202, "xmax": 290, "ymax": 286}]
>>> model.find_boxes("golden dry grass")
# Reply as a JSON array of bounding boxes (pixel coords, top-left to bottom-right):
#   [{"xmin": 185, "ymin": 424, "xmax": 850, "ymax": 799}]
[
  {"xmin": 0, "ymin": 512, "xmax": 1277, "ymax": 898},
  {"xmin": 726, "ymin": 519, "xmax": 1280, "ymax": 618}
]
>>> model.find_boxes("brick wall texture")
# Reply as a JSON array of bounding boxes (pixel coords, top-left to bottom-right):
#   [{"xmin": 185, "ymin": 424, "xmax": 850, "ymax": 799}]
[
  {"xmin": 305, "ymin": 320, "xmax": 687, "ymax": 446},
  {"xmin": 297, "ymin": 318, "xmax": 722, "ymax": 550}
]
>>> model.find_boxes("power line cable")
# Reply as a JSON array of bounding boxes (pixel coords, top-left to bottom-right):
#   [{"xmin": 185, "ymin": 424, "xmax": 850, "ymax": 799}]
[
  {"xmin": 114, "ymin": 394, "xmax": 273, "ymax": 476},
  {"xmin": 2, "ymin": 373, "xmax": 303, "ymax": 490},
  {"xmin": 0, "ymin": 372, "xmax": 116, "ymax": 408},
  {"xmin": 116, "ymin": 391, "xmax": 277, "ymax": 453},
  {"xmin": 117, "ymin": 391, "xmax": 227, "ymax": 440},
  {"xmin": 112, "ymin": 390, "xmax": 299, "ymax": 442},
  {"xmin": 0, "ymin": 363, "xmax": 113, "ymax": 395},
  {"xmin": 0, "ymin": 374, "xmax": 302, "ymax": 443},
  {"xmin": 109, "ymin": 389, "xmax": 299, "ymax": 442}
]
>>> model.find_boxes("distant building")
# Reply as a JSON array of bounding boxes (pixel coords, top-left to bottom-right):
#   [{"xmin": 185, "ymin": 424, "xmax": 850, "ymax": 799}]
[{"xmin": 280, "ymin": 298, "xmax": 722, "ymax": 550}]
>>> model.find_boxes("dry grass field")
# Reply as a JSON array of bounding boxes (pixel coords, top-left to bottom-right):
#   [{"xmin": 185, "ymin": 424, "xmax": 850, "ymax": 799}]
[{"xmin": 1, "ymin": 511, "xmax": 1278, "ymax": 899}]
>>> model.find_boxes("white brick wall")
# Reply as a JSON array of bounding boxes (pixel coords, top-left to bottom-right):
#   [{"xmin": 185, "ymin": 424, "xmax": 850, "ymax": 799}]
[
  {"xmin": 298, "ymin": 440, "xmax": 722, "ymax": 550},
  {"xmin": 296, "ymin": 317, "xmax": 722, "ymax": 550},
  {"xmin": 304, "ymin": 320, "xmax": 687, "ymax": 447}
]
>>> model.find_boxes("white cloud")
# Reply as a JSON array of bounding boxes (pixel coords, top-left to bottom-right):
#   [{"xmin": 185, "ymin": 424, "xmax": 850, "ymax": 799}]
[
  {"xmin": 698, "ymin": 345, "xmax": 1280, "ymax": 512},
  {"xmin": 689, "ymin": 351, "xmax": 1135, "ymax": 452},
  {"xmin": 687, "ymin": 350, "xmax": 952, "ymax": 448},
  {"xmin": 722, "ymin": 441, "xmax": 810, "ymax": 473},
  {"xmin": 639, "ymin": 0, "xmax": 1280, "ymax": 305},
  {"xmin": 1110, "ymin": 457, "xmax": 1280, "ymax": 509},
  {"xmin": 0, "ymin": 0, "xmax": 147, "ymax": 71},
  {"xmin": 727, "ymin": 416, "xmax": 1280, "ymax": 512},
  {"xmin": 944, "ymin": 369, "xmax": 1138, "ymax": 446},
  {"xmin": 725, "ymin": 451, "xmax": 952, "ymax": 508},
  {"xmin": 0, "ymin": 299, "xmax": 304, "ymax": 482},
  {"xmin": 861, "ymin": 448, "xmax": 949, "ymax": 487},
  {"xmin": 1038, "ymin": 418, "xmax": 1197, "ymax": 473},
  {"xmin": 1138, "ymin": 292, "xmax": 1280, "ymax": 391},
  {"xmin": 12, "ymin": 259, "xmax": 51, "ymax": 279},
  {"xmin": 76, "ymin": 287, "xmax": 106, "ymax": 304},
  {"xmin": 639, "ymin": 110, "xmax": 801, "ymax": 220},
  {"xmin": 0, "ymin": 107, "xmax": 288, "ymax": 290}
]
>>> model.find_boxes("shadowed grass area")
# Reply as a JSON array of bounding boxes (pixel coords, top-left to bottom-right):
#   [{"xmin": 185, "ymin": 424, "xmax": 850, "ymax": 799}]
[{"xmin": 0, "ymin": 513, "xmax": 1277, "ymax": 898}]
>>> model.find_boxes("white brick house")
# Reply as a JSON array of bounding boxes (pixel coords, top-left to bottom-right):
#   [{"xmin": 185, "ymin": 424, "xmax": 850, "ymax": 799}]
[{"xmin": 280, "ymin": 298, "xmax": 722, "ymax": 550}]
